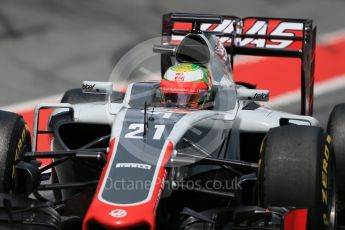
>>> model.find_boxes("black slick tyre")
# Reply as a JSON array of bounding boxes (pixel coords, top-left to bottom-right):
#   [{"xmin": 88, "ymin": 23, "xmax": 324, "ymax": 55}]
[
  {"xmin": 258, "ymin": 125, "xmax": 336, "ymax": 229},
  {"xmin": 327, "ymin": 103, "xmax": 345, "ymax": 224},
  {"xmin": 0, "ymin": 110, "xmax": 31, "ymax": 193},
  {"xmin": 327, "ymin": 104, "xmax": 345, "ymax": 198}
]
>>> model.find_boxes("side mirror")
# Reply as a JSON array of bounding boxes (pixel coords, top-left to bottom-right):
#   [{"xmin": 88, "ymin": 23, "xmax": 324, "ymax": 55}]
[
  {"xmin": 153, "ymin": 45, "xmax": 176, "ymax": 55},
  {"xmin": 237, "ymin": 88, "xmax": 269, "ymax": 102},
  {"xmin": 82, "ymin": 81, "xmax": 113, "ymax": 94}
]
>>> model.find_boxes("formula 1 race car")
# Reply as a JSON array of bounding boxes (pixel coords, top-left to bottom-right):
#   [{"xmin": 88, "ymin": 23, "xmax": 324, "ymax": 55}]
[{"xmin": 0, "ymin": 13, "xmax": 342, "ymax": 230}]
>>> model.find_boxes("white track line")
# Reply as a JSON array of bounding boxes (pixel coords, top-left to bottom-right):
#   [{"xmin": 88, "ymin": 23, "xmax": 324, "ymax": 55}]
[
  {"xmin": 318, "ymin": 29, "xmax": 345, "ymax": 43},
  {"xmin": 1, "ymin": 28, "xmax": 345, "ymax": 112},
  {"xmin": 267, "ymin": 74, "xmax": 345, "ymax": 107}
]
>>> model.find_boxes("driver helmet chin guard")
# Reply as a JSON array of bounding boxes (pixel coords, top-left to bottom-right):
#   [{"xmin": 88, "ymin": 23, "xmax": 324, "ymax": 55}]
[{"xmin": 160, "ymin": 63, "xmax": 212, "ymax": 108}]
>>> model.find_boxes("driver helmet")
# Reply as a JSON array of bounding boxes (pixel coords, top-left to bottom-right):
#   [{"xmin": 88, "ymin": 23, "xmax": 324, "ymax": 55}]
[{"xmin": 160, "ymin": 63, "xmax": 212, "ymax": 108}]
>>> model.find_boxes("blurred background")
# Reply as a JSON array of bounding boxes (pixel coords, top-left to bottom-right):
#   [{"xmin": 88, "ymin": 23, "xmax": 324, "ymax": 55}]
[{"xmin": 1, "ymin": 0, "xmax": 345, "ymax": 126}]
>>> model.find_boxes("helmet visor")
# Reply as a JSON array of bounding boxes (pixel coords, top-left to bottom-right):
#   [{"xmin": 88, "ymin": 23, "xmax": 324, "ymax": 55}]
[{"xmin": 161, "ymin": 91, "xmax": 206, "ymax": 108}]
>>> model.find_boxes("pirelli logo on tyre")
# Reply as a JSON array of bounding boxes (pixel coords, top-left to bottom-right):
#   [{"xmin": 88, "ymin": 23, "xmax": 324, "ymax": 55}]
[
  {"xmin": 321, "ymin": 135, "xmax": 332, "ymax": 225},
  {"xmin": 16, "ymin": 128, "xmax": 27, "ymax": 158},
  {"xmin": 12, "ymin": 128, "xmax": 27, "ymax": 179}
]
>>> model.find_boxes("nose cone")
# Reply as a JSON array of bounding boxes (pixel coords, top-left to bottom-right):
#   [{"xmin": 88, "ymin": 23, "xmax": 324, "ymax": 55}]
[
  {"xmin": 83, "ymin": 200, "xmax": 154, "ymax": 229},
  {"xmin": 82, "ymin": 139, "xmax": 174, "ymax": 230}
]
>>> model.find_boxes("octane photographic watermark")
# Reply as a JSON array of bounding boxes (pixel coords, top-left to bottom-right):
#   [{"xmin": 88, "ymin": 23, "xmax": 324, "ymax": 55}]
[{"xmin": 104, "ymin": 177, "xmax": 242, "ymax": 192}]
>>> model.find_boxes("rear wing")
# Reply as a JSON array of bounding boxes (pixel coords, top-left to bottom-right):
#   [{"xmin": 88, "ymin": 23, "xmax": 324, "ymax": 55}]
[{"xmin": 161, "ymin": 13, "xmax": 316, "ymax": 115}]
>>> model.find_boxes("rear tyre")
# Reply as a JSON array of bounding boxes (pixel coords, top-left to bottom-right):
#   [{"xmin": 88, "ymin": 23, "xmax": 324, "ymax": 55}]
[
  {"xmin": 0, "ymin": 110, "xmax": 31, "ymax": 193},
  {"xmin": 258, "ymin": 126, "xmax": 336, "ymax": 230},
  {"xmin": 327, "ymin": 103, "xmax": 345, "ymax": 224}
]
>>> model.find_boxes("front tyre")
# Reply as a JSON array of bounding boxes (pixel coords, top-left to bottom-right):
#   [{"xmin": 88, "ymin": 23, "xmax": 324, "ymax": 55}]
[
  {"xmin": 258, "ymin": 126, "xmax": 336, "ymax": 230},
  {"xmin": 0, "ymin": 110, "xmax": 31, "ymax": 193},
  {"xmin": 327, "ymin": 103, "xmax": 345, "ymax": 224}
]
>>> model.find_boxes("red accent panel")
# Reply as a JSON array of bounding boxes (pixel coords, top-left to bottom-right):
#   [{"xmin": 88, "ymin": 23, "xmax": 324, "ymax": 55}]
[
  {"xmin": 19, "ymin": 109, "xmax": 52, "ymax": 166},
  {"xmin": 83, "ymin": 141, "xmax": 174, "ymax": 230},
  {"xmin": 173, "ymin": 22, "xmax": 192, "ymax": 31},
  {"xmin": 284, "ymin": 209, "xmax": 308, "ymax": 230},
  {"xmin": 242, "ymin": 18, "xmax": 257, "ymax": 34},
  {"xmin": 207, "ymin": 24, "xmax": 218, "ymax": 31}
]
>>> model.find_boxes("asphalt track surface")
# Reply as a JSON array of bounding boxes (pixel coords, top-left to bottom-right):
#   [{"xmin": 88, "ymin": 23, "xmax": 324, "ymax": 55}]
[{"xmin": 1, "ymin": 0, "xmax": 345, "ymax": 129}]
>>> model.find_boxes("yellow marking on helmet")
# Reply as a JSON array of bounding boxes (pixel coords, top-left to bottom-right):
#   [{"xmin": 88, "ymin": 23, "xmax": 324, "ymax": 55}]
[{"xmin": 171, "ymin": 64, "xmax": 198, "ymax": 72}]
